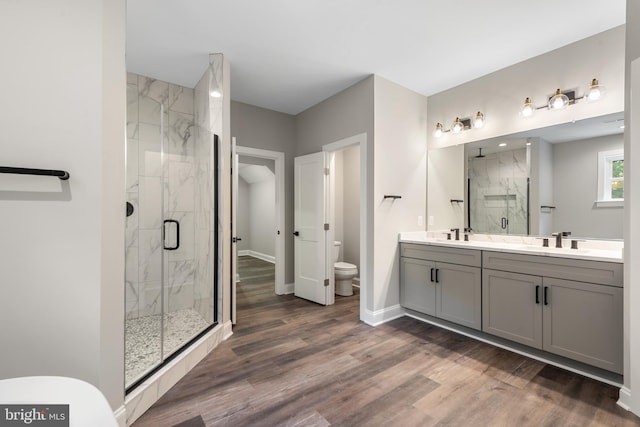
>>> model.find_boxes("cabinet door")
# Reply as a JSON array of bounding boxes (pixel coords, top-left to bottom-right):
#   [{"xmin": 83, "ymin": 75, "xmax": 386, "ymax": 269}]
[
  {"xmin": 400, "ymin": 257, "xmax": 436, "ymax": 316},
  {"xmin": 542, "ymin": 277, "xmax": 623, "ymax": 374},
  {"xmin": 482, "ymin": 269, "xmax": 543, "ymax": 349},
  {"xmin": 436, "ymin": 263, "xmax": 482, "ymax": 330}
]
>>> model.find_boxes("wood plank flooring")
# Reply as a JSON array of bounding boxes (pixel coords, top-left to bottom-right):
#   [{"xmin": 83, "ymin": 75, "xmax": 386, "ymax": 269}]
[{"xmin": 133, "ymin": 256, "xmax": 640, "ymax": 427}]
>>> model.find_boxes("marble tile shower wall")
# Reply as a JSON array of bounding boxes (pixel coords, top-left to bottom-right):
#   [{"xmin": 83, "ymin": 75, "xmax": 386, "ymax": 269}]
[
  {"xmin": 468, "ymin": 148, "xmax": 529, "ymax": 234},
  {"xmin": 126, "ymin": 73, "xmax": 197, "ymax": 320},
  {"xmin": 192, "ymin": 54, "xmax": 224, "ymax": 324}
]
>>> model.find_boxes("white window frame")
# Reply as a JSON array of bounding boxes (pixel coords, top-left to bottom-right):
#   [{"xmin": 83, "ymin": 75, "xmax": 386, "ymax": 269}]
[{"xmin": 596, "ymin": 149, "xmax": 624, "ymax": 208}]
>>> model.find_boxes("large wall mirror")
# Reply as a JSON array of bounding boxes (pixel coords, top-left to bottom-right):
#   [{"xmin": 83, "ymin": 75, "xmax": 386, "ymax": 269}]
[{"xmin": 430, "ymin": 112, "xmax": 624, "ymax": 240}]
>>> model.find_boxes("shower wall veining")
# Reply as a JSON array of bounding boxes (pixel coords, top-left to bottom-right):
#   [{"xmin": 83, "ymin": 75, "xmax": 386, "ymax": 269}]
[
  {"xmin": 468, "ymin": 147, "xmax": 529, "ymax": 235},
  {"xmin": 126, "ymin": 73, "xmax": 198, "ymax": 320}
]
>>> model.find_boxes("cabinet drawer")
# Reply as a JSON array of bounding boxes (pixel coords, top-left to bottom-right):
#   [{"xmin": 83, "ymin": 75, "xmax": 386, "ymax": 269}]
[
  {"xmin": 482, "ymin": 251, "xmax": 622, "ymax": 287},
  {"xmin": 400, "ymin": 243, "xmax": 481, "ymax": 267}
]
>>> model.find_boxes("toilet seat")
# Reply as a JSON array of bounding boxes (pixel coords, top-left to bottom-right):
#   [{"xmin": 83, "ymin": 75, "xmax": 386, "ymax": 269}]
[{"xmin": 335, "ymin": 261, "xmax": 357, "ymax": 271}]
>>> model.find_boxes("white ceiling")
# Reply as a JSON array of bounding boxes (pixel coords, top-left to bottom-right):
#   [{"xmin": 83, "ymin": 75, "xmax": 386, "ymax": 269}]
[
  {"xmin": 238, "ymin": 164, "xmax": 274, "ymax": 184},
  {"xmin": 126, "ymin": 1, "xmax": 626, "ymax": 115}
]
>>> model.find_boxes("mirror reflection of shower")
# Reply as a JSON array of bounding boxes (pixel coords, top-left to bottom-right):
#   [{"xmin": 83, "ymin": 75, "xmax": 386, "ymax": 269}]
[{"xmin": 467, "ymin": 146, "xmax": 530, "ymax": 235}]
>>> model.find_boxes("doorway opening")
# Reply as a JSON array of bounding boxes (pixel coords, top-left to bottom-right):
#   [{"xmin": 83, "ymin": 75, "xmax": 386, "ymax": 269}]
[
  {"xmin": 323, "ymin": 133, "xmax": 368, "ymax": 318},
  {"xmin": 232, "ymin": 145, "xmax": 286, "ymax": 323}
]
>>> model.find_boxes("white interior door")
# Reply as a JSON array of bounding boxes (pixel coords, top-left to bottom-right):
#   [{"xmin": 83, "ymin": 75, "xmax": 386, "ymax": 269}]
[
  {"xmin": 231, "ymin": 137, "xmax": 238, "ymax": 324},
  {"xmin": 294, "ymin": 152, "xmax": 331, "ymax": 305}
]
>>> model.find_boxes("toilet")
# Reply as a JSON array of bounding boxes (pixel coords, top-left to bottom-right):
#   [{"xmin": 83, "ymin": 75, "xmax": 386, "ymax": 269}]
[{"xmin": 333, "ymin": 241, "xmax": 358, "ymax": 296}]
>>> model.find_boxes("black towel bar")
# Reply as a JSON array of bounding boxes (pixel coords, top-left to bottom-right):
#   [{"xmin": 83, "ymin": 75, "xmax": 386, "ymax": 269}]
[{"xmin": 0, "ymin": 166, "xmax": 70, "ymax": 180}]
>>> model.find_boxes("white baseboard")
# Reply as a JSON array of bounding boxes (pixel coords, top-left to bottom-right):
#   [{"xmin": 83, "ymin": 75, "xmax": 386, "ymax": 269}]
[
  {"xmin": 361, "ymin": 304, "xmax": 405, "ymax": 326},
  {"xmin": 278, "ymin": 282, "xmax": 294, "ymax": 295},
  {"xmin": 114, "ymin": 405, "xmax": 126, "ymax": 427},
  {"xmin": 239, "ymin": 250, "xmax": 275, "ymax": 264},
  {"xmin": 618, "ymin": 386, "xmax": 632, "ymax": 411}
]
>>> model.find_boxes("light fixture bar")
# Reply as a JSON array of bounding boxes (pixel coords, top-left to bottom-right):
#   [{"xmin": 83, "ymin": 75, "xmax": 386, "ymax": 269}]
[
  {"xmin": 521, "ymin": 78, "xmax": 601, "ymax": 117},
  {"xmin": 434, "ymin": 114, "xmax": 480, "ymax": 137}
]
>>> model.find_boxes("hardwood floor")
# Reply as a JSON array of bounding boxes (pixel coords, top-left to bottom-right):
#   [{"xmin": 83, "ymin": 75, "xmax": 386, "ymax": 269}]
[{"xmin": 133, "ymin": 256, "xmax": 640, "ymax": 427}]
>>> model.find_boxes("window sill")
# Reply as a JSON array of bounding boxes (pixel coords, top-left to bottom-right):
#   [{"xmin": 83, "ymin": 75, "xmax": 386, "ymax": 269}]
[{"xmin": 594, "ymin": 200, "xmax": 624, "ymax": 208}]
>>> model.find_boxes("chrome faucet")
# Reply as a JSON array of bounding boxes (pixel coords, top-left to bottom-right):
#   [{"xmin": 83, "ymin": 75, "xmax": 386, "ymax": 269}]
[{"xmin": 551, "ymin": 231, "xmax": 571, "ymax": 248}]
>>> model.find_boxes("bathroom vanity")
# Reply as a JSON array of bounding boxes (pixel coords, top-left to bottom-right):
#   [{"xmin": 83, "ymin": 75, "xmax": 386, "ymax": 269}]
[{"xmin": 399, "ymin": 232, "xmax": 624, "ymax": 380}]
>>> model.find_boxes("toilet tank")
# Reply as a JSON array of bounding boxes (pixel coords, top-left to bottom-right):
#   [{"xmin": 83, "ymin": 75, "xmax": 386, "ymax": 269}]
[{"xmin": 333, "ymin": 241, "xmax": 341, "ymax": 262}]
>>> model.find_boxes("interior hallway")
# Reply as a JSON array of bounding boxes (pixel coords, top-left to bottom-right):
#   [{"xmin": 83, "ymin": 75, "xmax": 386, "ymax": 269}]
[{"xmin": 132, "ymin": 256, "xmax": 640, "ymax": 426}]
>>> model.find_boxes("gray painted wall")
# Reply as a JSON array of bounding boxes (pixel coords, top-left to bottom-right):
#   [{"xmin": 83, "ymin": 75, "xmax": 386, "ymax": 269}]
[
  {"xmin": 342, "ymin": 145, "xmax": 361, "ymax": 268},
  {"xmin": 250, "ymin": 178, "xmax": 276, "ymax": 258},
  {"xmin": 333, "ymin": 145, "xmax": 361, "ymax": 268},
  {"xmin": 231, "ymin": 101, "xmax": 296, "ymax": 282},
  {"xmin": 0, "ymin": 0, "xmax": 125, "ymax": 408},
  {"xmin": 295, "ymin": 76, "xmax": 375, "ymax": 308},
  {"xmin": 237, "ymin": 177, "xmax": 251, "ymax": 251},
  {"xmin": 295, "ymin": 76, "xmax": 375, "ymax": 157},
  {"xmin": 232, "ymin": 78, "xmax": 374, "ymax": 285},
  {"xmin": 334, "ymin": 150, "xmax": 344, "ymax": 255},
  {"xmin": 552, "ymin": 134, "xmax": 623, "ymax": 238}
]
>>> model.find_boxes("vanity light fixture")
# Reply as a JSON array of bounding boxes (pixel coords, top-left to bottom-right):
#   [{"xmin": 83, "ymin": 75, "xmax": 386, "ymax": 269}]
[
  {"xmin": 521, "ymin": 97, "xmax": 535, "ymax": 117},
  {"xmin": 452, "ymin": 117, "xmax": 465, "ymax": 133},
  {"xmin": 586, "ymin": 78, "xmax": 602, "ymax": 101},
  {"xmin": 433, "ymin": 113, "xmax": 484, "ymax": 137},
  {"xmin": 520, "ymin": 78, "xmax": 602, "ymax": 117},
  {"xmin": 548, "ymin": 89, "xmax": 570, "ymax": 110}
]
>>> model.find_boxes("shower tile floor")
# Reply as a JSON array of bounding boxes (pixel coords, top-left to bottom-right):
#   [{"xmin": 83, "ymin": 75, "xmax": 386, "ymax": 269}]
[{"xmin": 125, "ymin": 308, "xmax": 210, "ymax": 387}]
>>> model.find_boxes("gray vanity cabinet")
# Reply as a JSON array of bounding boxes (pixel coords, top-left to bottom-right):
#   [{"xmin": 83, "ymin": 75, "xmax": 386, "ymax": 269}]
[
  {"xmin": 483, "ymin": 269, "xmax": 543, "ymax": 348},
  {"xmin": 482, "ymin": 251, "xmax": 623, "ymax": 374},
  {"xmin": 400, "ymin": 257, "xmax": 436, "ymax": 316},
  {"xmin": 542, "ymin": 277, "xmax": 622, "ymax": 374},
  {"xmin": 400, "ymin": 243, "xmax": 482, "ymax": 330}
]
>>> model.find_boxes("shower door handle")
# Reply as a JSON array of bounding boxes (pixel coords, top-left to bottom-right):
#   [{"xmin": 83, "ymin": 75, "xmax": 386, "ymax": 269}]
[
  {"xmin": 501, "ymin": 217, "xmax": 508, "ymax": 229},
  {"xmin": 163, "ymin": 219, "xmax": 180, "ymax": 251}
]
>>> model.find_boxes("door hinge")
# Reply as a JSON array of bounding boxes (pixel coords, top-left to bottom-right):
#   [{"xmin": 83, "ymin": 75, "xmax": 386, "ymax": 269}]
[
  {"xmin": 324, "ymin": 223, "xmax": 329, "ymax": 231},
  {"xmin": 324, "ymin": 278, "xmax": 330, "ymax": 287},
  {"xmin": 324, "ymin": 167, "xmax": 330, "ymax": 175}
]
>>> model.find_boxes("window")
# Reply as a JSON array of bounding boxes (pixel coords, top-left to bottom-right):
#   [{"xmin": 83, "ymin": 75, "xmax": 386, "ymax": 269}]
[{"xmin": 596, "ymin": 149, "xmax": 624, "ymax": 207}]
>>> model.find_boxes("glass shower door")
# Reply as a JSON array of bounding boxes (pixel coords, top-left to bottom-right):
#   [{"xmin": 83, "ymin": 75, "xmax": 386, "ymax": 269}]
[
  {"xmin": 161, "ymin": 104, "xmax": 213, "ymax": 359},
  {"xmin": 125, "ymin": 92, "xmax": 164, "ymax": 387},
  {"xmin": 468, "ymin": 177, "xmax": 529, "ymax": 235},
  {"xmin": 125, "ymin": 75, "xmax": 217, "ymax": 391}
]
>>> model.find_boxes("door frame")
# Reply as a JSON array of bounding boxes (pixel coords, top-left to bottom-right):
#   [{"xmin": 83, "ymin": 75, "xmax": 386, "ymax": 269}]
[
  {"xmin": 235, "ymin": 145, "xmax": 286, "ymax": 294},
  {"xmin": 323, "ymin": 133, "xmax": 368, "ymax": 320}
]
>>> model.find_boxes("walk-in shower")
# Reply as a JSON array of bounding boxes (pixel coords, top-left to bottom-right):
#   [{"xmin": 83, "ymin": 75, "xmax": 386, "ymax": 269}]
[
  {"xmin": 467, "ymin": 147, "xmax": 530, "ymax": 235},
  {"xmin": 125, "ymin": 73, "xmax": 218, "ymax": 390}
]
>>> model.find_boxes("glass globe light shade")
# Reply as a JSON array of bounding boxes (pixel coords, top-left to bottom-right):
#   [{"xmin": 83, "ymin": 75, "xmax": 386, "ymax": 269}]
[
  {"xmin": 452, "ymin": 117, "xmax": 464, "ymax": 133},
  {"xmin": 521, "ymin": 97, "xmax": 534, "ymax": 117},
  {"xmin": 473, "ymin": 111, "xmax": 485, "ymax": 128},
  {"xmin": 434, "ymin": 122, "xmax": 444, "ymax": 137},
  {"xmin": 586, "ymin": 78, "xmax": 601, "ymax": 101},
  {"xmin": 548, "ymin": 89, "xmax": 569, "ymax": 110}
]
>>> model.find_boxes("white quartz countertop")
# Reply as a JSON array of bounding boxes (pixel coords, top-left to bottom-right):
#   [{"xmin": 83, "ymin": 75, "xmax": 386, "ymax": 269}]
[{"xmin": 399, "ymin": 231, "xmax": 623, "ymax": 263}]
